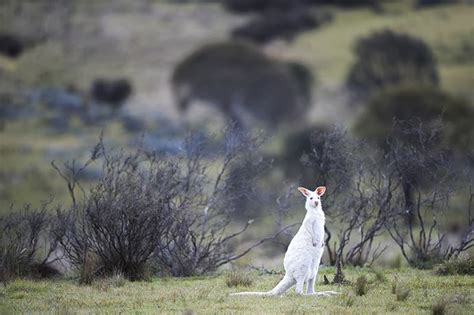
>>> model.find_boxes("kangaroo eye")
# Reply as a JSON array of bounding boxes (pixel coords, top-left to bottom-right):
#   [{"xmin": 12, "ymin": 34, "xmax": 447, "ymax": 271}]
[{"xmin": 310, "ymin": 197, "xmax": 313, "ymax": 200}]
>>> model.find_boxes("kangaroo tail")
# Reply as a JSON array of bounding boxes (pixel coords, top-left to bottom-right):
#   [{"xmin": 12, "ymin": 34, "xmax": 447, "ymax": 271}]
[{"xmin": 230, "ymin": 274, "xmax": 295, "ymax": 297}]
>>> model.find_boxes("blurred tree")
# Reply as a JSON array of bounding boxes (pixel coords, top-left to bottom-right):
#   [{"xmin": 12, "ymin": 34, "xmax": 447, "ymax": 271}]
[
  {"xmin": 346, "ymin": 30, "xmax": 439, "ymax": 100},
  {"xmin": 231, "ymin": 7, "xmax": 333, "ymax": 44},
  {"xmin": 354, "ymin": 86, "xmax": 474, "ymax": 151},
  {"xmin": 416, "ymin": 0, "xmax": 454, "ymax": 7},
  {"xmin": 171, "ymin": 41, "xmax": 313, "ymax": 127},
  {"xmin": 222, "ymin": 0, "xmax": 376, "ymax": 13},
  {"xmin": 354, "ymin": 86, "xmax": 474, "ymax": 223}
]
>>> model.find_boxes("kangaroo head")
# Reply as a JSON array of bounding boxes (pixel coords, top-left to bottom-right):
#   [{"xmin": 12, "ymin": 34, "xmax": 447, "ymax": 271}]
[{"xmin": 297, "ymin": 186, "xmax": 326, "ymax": 211}]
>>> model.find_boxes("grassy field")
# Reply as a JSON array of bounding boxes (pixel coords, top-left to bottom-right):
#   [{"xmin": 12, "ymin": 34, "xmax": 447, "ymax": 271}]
[{"xmin": 1, "ymin": 268, "xmax": 473, "ymax": 314}]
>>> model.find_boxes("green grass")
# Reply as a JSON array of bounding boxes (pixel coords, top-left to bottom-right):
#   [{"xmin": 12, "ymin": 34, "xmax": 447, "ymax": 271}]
[
  {"xmin": 0, "ymin": 118, "xmax": 129, "ymax": 213},
  {"xmin": 286, "ymin": 3, "xmax": 474, "ymax": 100},
  {"xmin": 1, "ymin": 268, "xmax": 473, "ymax": 314}
]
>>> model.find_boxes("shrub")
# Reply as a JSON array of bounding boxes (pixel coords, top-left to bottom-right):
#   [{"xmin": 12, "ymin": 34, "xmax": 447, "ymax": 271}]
[
  {"xmin": 0, "ymin": 33, "xmax": 23, "ymax": 58},
  {"xmin": 395, "ymin": 286, "xmax": 410, "ymax": 301},
  {"xmin": 90, "ymin": 78, "xmax": 132, "ymax": 108},
  {"xmin": 417, "ymin": 0, "xmax": 453, "ymax": 7},
  {"xmin": 431, "ymin": 298, "xmax": 448, "ymax": 315},
  {"xmin": 171, "ymin": 41, "xmax": 312, "ymax": 127},
  {"xmin": 222, "ymin": 0, "xmax": 306, "ymax": 13},
  {"xmin": 346, "ymin": 30, "xmax": 439, "ymax": 99},
  {"xmin": 354, "ymin": 275, "xmax": 368, "ymax": 296},
  {"xmin": 223, "ymin": 0, "xmax": 376, "ymax": 13},
  {"xmin": 225, "ymin": 271, "xmax": 254, "ymax": 287},
  {"xmin": 372, "ymin": 268, "xmax": 387, "ymax": 283},
  {"xmin": 434, "ymin": 254, "xmax": 474, "ymax": 276},
  {"xmin": 231, "ymin": 8, "xmax": 332, "ymax": 44},
  {"xmin": 0, "ymin": 203, "xmax": 59, "ymax": 282},
  {"xmin": 54, "ymin": 128, "xmax": 278, "ymax": 280}
]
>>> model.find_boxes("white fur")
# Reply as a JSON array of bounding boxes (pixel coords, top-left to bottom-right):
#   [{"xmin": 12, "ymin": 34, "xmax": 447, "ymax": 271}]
[{"xmin": 230, "ymin": 186, "xmax": 339, "ymax": 297}]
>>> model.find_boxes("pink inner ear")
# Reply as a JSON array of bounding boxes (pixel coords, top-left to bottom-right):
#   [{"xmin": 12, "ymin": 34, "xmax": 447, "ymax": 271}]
[
  {"xmin": 315, "ymin": 186, "xmax": 326, "ymax": 196},
  {"xmin": 297, "ymin": 187, "xmax": 309, "ymax": 196}
]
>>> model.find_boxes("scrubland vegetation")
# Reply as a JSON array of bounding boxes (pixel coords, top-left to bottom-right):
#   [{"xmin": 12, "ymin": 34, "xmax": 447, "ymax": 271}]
[{"xmin": 1, "ymin": 0, "xmax": 474, "ymax": 313}]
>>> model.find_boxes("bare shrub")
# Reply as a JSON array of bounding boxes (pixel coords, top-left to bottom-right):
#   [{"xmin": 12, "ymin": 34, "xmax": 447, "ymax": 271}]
[
  {"xmin": 0, "ymin": 202, "xmax": 60, "ymax": 282},
  {"xmin": 292, "ymin": 126, "xmax": 396, "ymax": 267},
  {"xmin": 53, "ymin": 127, "xmax": 290, "ymax": 280},
  {"xmin": 385, "ymin": 122, "xmax": 474, "ymax": 268}
]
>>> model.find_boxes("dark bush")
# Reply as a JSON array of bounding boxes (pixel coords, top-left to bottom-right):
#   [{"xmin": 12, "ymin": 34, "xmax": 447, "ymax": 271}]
[
  {"xmin": 90, "ymin": 78, "xmax": 132, "ymax": 108},
  {"xmin": 0, "ymin": 203, "xmax": 59, "ymax": 282},
  {"xmin": 354, "ymin": 275, "xmax": 368, "ymax": 296},
  {"xmin": 395, "ymin": 285, "xmax": 411, "ymax": 301},
  {"xmin": 171, "ymin": 41, "xmax": 312, "ymax": 127},
  {"xmin": 0, "ymin": 33, "xmax": 23, "ymax": 58},
  {"xmin": 223, "ymin": 0, "xmax": 375, "ymax": 13},
  {"xmin": 346, "ymin": 30, "xmax": 439, "ymax": 99},
  {"xmin": 231, "ymin": 8, "xmax": 333, "ymax": 44},
  {"xmin": 417, "ymin": 0, "xmax": 453, "ymax": 7},
  {"xmin": 354, "ymin": 86, "xmax": 474, "ymax": 151},
  {"xmin": 222, "ymin": 0, "xmax": 306, "ymax": 13}
]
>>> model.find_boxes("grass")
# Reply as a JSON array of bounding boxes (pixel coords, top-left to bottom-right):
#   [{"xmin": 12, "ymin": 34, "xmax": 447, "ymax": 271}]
[
  {"xmin": 0, "ymin": 118, "xmax": 130, "ymax": 213},
  {"xmin": 1, "ymin": 268, "xmax": 473, "ymax": 314}
]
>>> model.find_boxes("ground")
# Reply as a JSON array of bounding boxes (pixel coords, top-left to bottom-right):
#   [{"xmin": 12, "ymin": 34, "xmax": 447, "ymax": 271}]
[{"xmin": 1, "ymin": 268, "xmax": 473, "ymax": 314}]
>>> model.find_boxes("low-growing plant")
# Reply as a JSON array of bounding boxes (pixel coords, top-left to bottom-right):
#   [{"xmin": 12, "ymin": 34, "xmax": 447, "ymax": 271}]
[
  {"xmin": 354, "ymin": 275, "xmax": 368, "ymax": 296},
  {"xmin": 431, "ymin": 297, "xmax": 448, "ymax": 315},
  {"xmin": 395, "ymin": 286, "xmax": 411, "ymax": 301},
  {"xmin": 224, "ymin": 271, "xmax": 253, "ymax": 288},
  {"xmin": 0, "ymin": 202, "xmax": 60, "ymax": 283},
  {"xmin": 341, "ymin": 292, "xmax": 355, "ymax": 307},
  {"xmin": 391, "ymin": 279, "xmax": 398, "ymax": 294},
  {"xmin": 371, "ymin": 268, "xmax": 387, "ymax": 283},
  {"xmin": 434, "ymin": 254, "xmax": 474, "ymax": 276},
  {"xmin": 96, "ymin": 271, "xmax": 127, "ymax": 290}
]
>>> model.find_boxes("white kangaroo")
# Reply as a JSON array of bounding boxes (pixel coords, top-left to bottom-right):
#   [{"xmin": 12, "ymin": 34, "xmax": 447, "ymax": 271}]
[{"xmin": 231, "ymin": 186, "xmax": 339, "ymax": 297}]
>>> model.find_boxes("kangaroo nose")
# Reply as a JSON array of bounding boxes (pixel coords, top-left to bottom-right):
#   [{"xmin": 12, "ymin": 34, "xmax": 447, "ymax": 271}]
[{"xmin": 314, "ymin": 201, "xmax": 319, "ymax": 207}]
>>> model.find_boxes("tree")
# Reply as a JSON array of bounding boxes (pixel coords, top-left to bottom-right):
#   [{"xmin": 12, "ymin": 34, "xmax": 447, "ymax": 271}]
[
  {"xmin": 231, "ymin": 8, "xmax": 333, "ymax": 44},
  {"xmin": 171, "ymin": 41, "xmax": 313, "ymax": 128},
  {"xmin": 346, "ymin": 30, "xmax": 439, "ymax": 99}
]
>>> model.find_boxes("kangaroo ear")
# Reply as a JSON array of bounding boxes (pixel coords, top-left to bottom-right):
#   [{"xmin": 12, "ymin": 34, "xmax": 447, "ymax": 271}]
[
  {"xmin": 315, "ymin": 186, "xmax": 326, "ymax": 196},
  {"xmin": 297, "ymin": 187, "xmax": 310, "ymax": 197}
]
